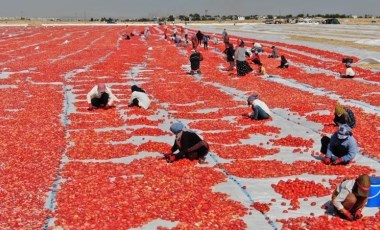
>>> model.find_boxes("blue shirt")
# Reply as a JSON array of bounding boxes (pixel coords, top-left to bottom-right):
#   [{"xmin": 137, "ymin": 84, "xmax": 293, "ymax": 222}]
[{"xmin": 326, "ymin": 133, "xmax": 358, "ymax": 162}]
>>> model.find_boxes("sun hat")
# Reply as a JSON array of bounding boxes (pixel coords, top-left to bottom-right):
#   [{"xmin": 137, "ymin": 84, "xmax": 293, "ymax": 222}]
[
  {"xmin": 335, "ymin": 104, "xmax": 346, "ymax": 117},
  {"xmin": 97, "ymin": 83, "xmax": 106, "ymax": 92},
  {"xmin": 337, "ymin": 124, "xmax": 352, "ymax": 139},
  {"xmin": 355, "ymin": 174, "xmax": 371, "ymax": 197},
  {"xmin": 170, "ymin": 122, "xmax": 184, "ymax": 134}
]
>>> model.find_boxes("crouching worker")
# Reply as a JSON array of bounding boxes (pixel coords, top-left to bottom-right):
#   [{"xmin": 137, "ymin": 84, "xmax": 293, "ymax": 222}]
[
  {"xmin": 189, "ymin": 49, "xmax": 204, "ymax": 74},
  {"xmin": 331, "ymin": 174, "xmax": 370, "ymax": 221},
  {"xmin": 244, "ymin": 94, "xmax": 272, "ymax": 120},
  {"xmin": 128, "ymin": 85, "xmax": 151, "ymax": 109},
  {"xmin": 165, "ymin": 122, "xmax": 209, "ymax": 164},
  {"xmin": 321, "ymin": 124, "xmax": 358, "ymax": 165},
  {"xmin": 334, "ymin": 104, "xmax": 356, "ymax": 128},
  {"xmin": 87, "ymin": 83, "xmax": 119, "ymax": 110}
]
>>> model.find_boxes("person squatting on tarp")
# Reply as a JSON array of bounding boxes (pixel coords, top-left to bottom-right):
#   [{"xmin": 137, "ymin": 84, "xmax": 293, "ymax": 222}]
[
  {"xmin": 164, "ymin": 122, "xmax": 209, "ymax": 164},
  {"xmin": 87, "ymin": 83, "xmax": 119, "ymax": 111},
  {"xmin": 268, "ymin": 46, "xmax": 279, "ymax": 58},
  {"xmin": 244, "ymin": 93, "xmax": 272, "ymax": 120},
  {"xmin": 333, "ymin": 104, "xmax": 356, "ymax": 128},
  {"xmin": 321, "ymin": 124, "xmax": 358, "ymax": 165},
  {"xmin": 340, "ymin": 63, "xmax": 355, "ymax": 78},
  {"xmin": 252, "ymin": 51, "xmax": 261, "ymax": 65},
  {"xmin": 278, "ymin": 55, "xmax": 289, "ymax": 68},
  {"xmin": 128, "ymin": 85, "xmax": 151, "ymax": 110},
  {"xmin": 331, "ymin": 174, "xmax": 371, "ymax": 221},
  {"xmin": 189, "ymin": 49, "xmax": 204, "ymax": 74}
]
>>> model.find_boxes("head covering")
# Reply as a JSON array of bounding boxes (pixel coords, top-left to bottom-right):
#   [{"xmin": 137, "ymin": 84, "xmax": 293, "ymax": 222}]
[
  {"xmin": 335, "ymin": 104, "xmax": 346, "ymax": 117},
  {"xmin": 247, "ymin": 93, "xmax": 259, "ymax": 105},
  {"xmin": 337, "ymin": 124, "xmax": 352, "ymax": 140},
  {"xmin": 191, "ymin": 49, "xmax": 196, "ymax": 53},
  {"xmin": 346, "ymin": 62, "xmax": 352, "ymax": 67},
  {"xmin": 272, "ymin": 46, "xmax": 275, "ymax": 49},
  {"xmin": 131, "ymin": 85, "xmax": 145, "ymax": 93},
  {"xmin": 170, "ymin": 122, "xmax": 184, "ymax": 134},
  {"xmin": 97, "ymin": 83, "xmax": 106, "ymax": 92},
  {"xmin": 239, "ymin": 40, "xmax": 244, "ymax": 46},
  {"xmin": 355, "ymin": 174, "xmax": 371, "ymax": 197}
]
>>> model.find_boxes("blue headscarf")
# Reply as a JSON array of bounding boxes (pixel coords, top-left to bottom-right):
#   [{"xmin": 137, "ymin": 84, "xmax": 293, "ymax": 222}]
[
  {"xmin": 170, "ymin": 122, "xmax": 184, "ymax": 134},
  {"xmin": 338, "ymin": 124, "xmax": 352, "ymax": 139}
]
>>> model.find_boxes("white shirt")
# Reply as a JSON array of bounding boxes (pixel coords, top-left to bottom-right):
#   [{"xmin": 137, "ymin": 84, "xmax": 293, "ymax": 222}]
[
  {"xmin": 333, "ymin": 180, "xmax": 355, "ymax": 210},
  {"xmin": 86, "ymin": 85, "xmax": 119, "ymax": 105},
  {"xmin": 129, "ymin": 91, "xmax": 151, "ymax": 109},
  {"xmin": 235, "ymin": 47, "xmax": 247, "ymax": 61},
  {"xmin": 346, "ymin": 67, "xmax": 355, "ymax": 77},
  {"xmin": 254, "ymin": 43, "xmax": 262, "ymax": 48},
  {"xmin": 253, "ymin": 99, "xmax": 272, "ymax": 116}
]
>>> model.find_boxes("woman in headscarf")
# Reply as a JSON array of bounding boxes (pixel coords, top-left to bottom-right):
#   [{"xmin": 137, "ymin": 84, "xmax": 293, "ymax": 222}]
[
  {"xmin": 333, "ymin": 104, "xmax": 356, "ymax": 128},
  {"xmin": 87, "ymin": 83, "xmax": 119, "ymax": 110},
  {"xmin": 278, "ymin": 55, "xmax": 289, "ymax": 68},
  {"xmin": 164, "ymin": 122, "xmax": 209, "ymax": 164},
  {"xmin": 331, "ymin": 174, "xmax": 371, "ymax": 221},
  {"xmin": 128, "ymin": 85, "xmax": 151, "ymax": 109},
  {"xmin": 244, "ymin": 93, "xmax": 272, "ymax": 120},
  {"xmin": 234, "ymin": 41, "xmax": 253, "ymax": 76}
]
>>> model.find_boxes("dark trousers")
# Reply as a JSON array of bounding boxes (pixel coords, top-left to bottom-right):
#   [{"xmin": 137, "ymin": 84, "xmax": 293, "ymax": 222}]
[
  {"xmin": 320, "ymin": 136, "xmax": 348, "ymax": 158},
  {"xmin": 91, "ymin": 93, "xmax": 109, "ymax": 107},
  {"xmin": 253, "ymin": 106, "xmax": 270, "ymax": 120},
  {"xmin": 129, "ymin": 98, "xmax": 140, "ymax": 107}
]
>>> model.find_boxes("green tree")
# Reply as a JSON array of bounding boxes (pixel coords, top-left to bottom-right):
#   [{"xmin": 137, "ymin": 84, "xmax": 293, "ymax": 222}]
[{"xmin": 167, "ymin": 15, "xmax": 175, "ymax": 21}]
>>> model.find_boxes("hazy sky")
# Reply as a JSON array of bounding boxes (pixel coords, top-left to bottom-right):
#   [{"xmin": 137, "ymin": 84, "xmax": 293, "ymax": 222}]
[{"xmin": 1, "ymin": 0, "xmax": 379, "ymax": 19}]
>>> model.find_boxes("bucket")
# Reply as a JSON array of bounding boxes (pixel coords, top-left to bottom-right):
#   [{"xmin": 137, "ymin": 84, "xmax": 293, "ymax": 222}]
[{"xmin": 366, "ymin": 176, "xmax": 380, "ymax": 207}]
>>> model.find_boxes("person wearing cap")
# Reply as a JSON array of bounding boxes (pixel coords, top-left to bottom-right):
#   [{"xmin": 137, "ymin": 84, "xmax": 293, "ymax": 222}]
[
  {"xmin": 244, "ymin": 94, "xmax": 272, "ymax": 120},
  {"xmin": 321, "ymin": 124, "xmax": 358, "ymax": 165},
  {"xmin": 333, "ymin": 104, "xmax": 356, "ymax": 128},
  {"xmin": 87, "ymin": 83, "xmax": 119, "ymax": 110},
  {"xmin": 235, "ymin": 41, "xmax": 253, "ymax": 76},
  {"xmin": 268, "ymin": 46, "xmax": 279, "ymax": 58},
  {"xmin": 128, "ymin": 85, "xmax": 151, "ymax": 109},
  {"xmin": 340, "ymin": 63, "xmax": 355, "ymax": 78},
  {"xmin": 164, "ymin": 122, "xmax": 209, "ymax": 164},
  {"xmin": 189, "ymin": 49, "xmax": 204, "ymax": 74},
  {"xmin": 331, "ymin": 174, "xmax": 371, "ymax": 221}
]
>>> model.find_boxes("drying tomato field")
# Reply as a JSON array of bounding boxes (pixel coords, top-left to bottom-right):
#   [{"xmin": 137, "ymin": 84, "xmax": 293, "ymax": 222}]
[{"xmin": 0, "ymin": 24, "xmax": 379, "ymax": 229}]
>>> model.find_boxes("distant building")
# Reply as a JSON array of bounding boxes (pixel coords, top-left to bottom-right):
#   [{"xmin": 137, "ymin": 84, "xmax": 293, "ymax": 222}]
[{"xmin": 238, "ymin": 16, "xmax": 245, "ymax": 21}]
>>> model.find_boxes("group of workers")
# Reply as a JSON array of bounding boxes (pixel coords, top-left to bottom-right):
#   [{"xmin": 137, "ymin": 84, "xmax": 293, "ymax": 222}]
[{"xmin": 86, "ymin": 27, "xmax": 370, "ymax": 221}]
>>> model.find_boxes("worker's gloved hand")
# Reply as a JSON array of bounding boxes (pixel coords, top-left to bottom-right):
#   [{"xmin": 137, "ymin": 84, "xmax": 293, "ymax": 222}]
[
  {"xmin": 323, "ymin": 157, "xmax": 331, "ymax": 165},
  {"xmin": 332, "ymin": 158, "xmax": 344, "ymax": 165},
  {"xmin": 88, "ymin": 103, "xmax": 94, "ymax": 111},
  {"xmin": 164, "ymin": 154, "xmax": 176, "ymax": 163},
  {"xmin": 340, "ymin": 208, "xmax": 353, "ymax": 221},
  {"xmin": 354, "ymin": 209, "xmax": 363, "ymax": 220}
]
